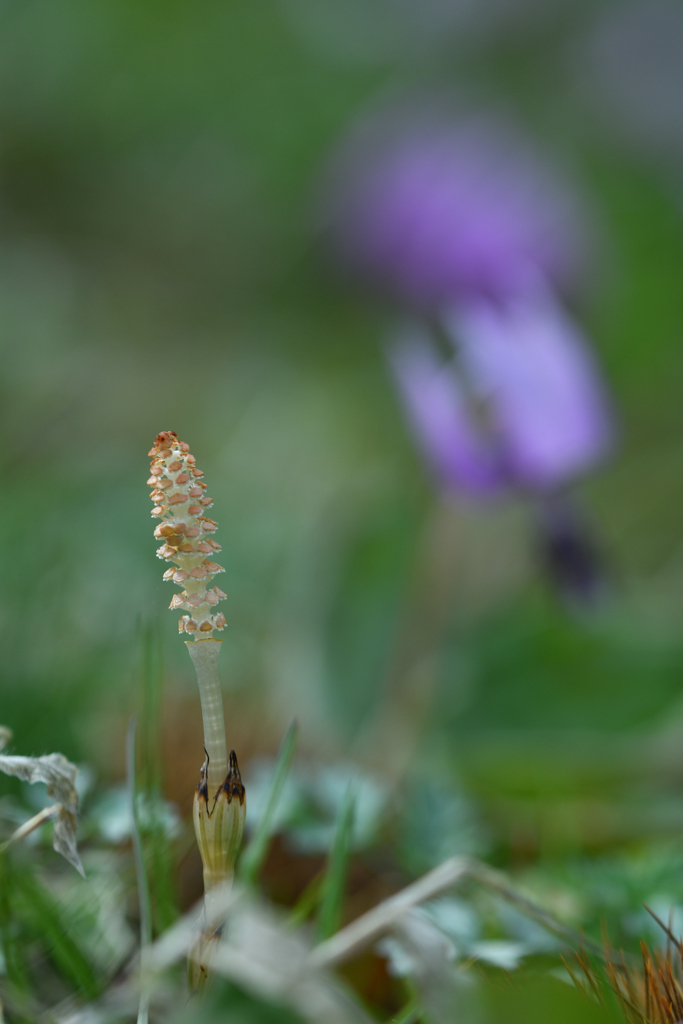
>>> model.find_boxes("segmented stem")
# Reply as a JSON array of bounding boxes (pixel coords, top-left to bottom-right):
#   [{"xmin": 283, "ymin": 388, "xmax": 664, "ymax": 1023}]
[{"xmin": 186, "ymin": 639, "xmax": 228, "ymax": 796}]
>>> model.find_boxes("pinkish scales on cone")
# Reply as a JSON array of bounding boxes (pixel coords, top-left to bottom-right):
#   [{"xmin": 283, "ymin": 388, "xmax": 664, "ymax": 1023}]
[{"xmin": 148, "ymin": 431, "xmax": 227, "ymax": 637}]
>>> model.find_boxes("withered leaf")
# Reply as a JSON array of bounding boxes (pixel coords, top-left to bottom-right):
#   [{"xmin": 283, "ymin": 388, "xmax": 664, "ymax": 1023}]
[{"xmin": 0, "ymin": 728, "xmax": 85, "ymax": 877}]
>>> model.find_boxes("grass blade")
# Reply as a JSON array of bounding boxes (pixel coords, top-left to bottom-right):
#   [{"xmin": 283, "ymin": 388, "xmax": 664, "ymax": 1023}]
[
  {"xmin": 0, "ymin": 853, "xmax": 31, "ymax": 995},
  {"xmin": 14, "ymin": 869, "xmax": 100, "ymax": 998},
  {"xmin": 137, "ymin": 619, "xmax": 177, "ymax": 932},
  {"xmin": 288, "ymin": 871, "xmax": 324, "ymax": 929},
  {"xmin": 128, "ymin": 715, "xmax": 152, "ymax": 1024},
  {"xmin": 317, "ymin": 784, "xmax": 356, "ymax": 941},
  {"xmin": 392, "ymin": 995, "xmax": 421, "ymax": 1024},
  {"xmin": 240, "ymin": 719, "xmax": 298, "ymax": 885}
]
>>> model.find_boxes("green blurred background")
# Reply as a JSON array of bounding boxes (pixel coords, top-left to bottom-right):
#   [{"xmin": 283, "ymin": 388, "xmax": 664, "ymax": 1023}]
[{"xmin": 2, "ymin": 0, "xmax": 683, "ymax": 1016}]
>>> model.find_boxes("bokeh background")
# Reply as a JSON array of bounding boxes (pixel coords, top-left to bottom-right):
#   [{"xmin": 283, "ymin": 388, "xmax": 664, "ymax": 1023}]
[{"xmin": 3, "ymin": 0, "xmax": 683, "ymax": 1019}]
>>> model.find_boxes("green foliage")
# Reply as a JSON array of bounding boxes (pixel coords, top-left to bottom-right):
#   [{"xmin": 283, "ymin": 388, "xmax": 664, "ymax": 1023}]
[
  {"xmin": 2, "ymin": 855, "xmax": 100, "ymax": 1001},
  {"xmin": 136, "ymin": 623, "xmax": 179, "ymax": 934},
  {"xmin": 481, "ymin": 972, "xmax": 627, "ymax": 1024},
  {"xmin": 323, "ymin": 505, "xmax": 418, "ymax": 735},
  {"xmin": 171, "ymin": 980, "xmax": 306, "ymax": 1024}
]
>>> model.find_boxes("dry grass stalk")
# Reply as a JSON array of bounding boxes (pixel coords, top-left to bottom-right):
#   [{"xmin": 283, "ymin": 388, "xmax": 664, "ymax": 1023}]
[{"xmin": 566, "ymin": 907, "xmax": 683, "ymax": 1024}]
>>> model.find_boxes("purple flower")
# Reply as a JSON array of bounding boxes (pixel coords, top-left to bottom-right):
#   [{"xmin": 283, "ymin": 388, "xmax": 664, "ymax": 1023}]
[
  {"xmin": 391, "ymin": 284, "xmax": 612, "ymax": 495},
  {"xmin": 389, "ymin": 324, "xmax": 503, "ymax": 497},
  {"xmin": 326, "ymin": 104, "xmax": 614, "ymax": 496},
  {"xmin": 326, "ymin": 110, "xmax": 585, "ymax": 308},
  {"xmin": 449, "ymin": 283, "xmax": 613, "ymax": 490}
]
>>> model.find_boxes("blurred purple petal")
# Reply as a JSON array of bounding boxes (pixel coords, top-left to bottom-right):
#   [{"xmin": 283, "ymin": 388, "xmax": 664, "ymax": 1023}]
[
  {"xmin": 389, "ymin": 328, "xmax": 504, "ymax": 496},
  {"xmin": 448, "ymin": 286, "xmax": 613, "ymax": 488},
  {"xmin": 325, "ymin": 106, "xmax": 585, "ymax": 307},
  {"xmin": 324, "ymin": 99, "xmax": 615, "ymax": 499}
]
